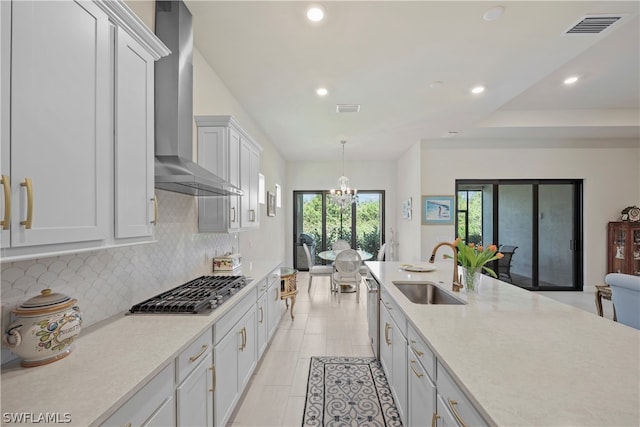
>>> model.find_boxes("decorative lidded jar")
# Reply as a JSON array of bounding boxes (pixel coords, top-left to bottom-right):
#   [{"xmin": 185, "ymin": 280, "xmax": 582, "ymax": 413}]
[{"xmin": 2, "ymin": 289, "xmax": 82, "ymax": 367}]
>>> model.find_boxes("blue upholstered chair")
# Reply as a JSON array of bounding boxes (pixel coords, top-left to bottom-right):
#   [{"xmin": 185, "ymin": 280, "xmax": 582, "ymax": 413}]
[{"xmin": 605, "ymin": 273, "xmax": 640, "ymax": 330}]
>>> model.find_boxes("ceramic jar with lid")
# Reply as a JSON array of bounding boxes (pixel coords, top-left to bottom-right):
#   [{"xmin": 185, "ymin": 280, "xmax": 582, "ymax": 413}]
[{"xmin": 2, "ymin": 289, "xmax": 82, "ymax": 367}]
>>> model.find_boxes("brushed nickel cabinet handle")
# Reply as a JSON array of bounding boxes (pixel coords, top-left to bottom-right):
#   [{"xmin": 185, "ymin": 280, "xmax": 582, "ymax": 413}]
[
  {"xmin": 1, "ymin": 175, "xmax": 10, "ymax": 230},
  {"xmin": 250, "ymin": 209, "xmax": 256, "ymax": 222},
  {"xmin": 259, "ymin": 306, "xmax": 264, "ymax": 323},
  {"xmin": 20, "ymin": 178, "xmax": 33, "ymax": 229},
  {"xmin": 150, "ymin": 195, "xmax": 158, "ymax": 225},
  {"xmin": 410, "ymin": 359, "xmax": 424, "ymax": 378},
  {"xmin": 209, "ymin": 365, "xmax": 216, "ymax": 392},
  {"xmin": 231, "ymin": 206, "xmax": 236, "ymax": 222},
  {"xmin": 189, "ymin": 344, "xmax": 209, "ymax": 362},
  {"xmin": 431, "ymin": 412, "xmax": 440, "ymax": 427},
  {"xmin": 448, "ymin": 399, "xmax": 468, "ymax": 427}
]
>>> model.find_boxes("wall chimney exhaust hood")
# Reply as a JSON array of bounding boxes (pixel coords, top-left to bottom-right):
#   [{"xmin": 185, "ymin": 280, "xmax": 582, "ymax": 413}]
[{"xmin": 154, "ymin": 0, "xmax": 242, "ymax": 197}]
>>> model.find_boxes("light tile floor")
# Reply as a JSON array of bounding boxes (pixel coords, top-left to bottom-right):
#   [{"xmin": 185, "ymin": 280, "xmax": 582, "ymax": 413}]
[{"xmin": 228, "ymin": 273, "xmax": 614, "ymax": 426}]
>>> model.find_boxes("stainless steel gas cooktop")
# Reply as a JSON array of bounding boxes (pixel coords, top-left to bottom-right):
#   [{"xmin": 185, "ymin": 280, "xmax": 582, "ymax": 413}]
[{"xmin": 129, "ymin": 275, "xmax": 250, "ymax": 314}]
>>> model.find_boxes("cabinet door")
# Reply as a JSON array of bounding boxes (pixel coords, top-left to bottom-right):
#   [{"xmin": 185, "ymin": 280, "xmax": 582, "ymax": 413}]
[
  {"xmin": 10, "ymin": 0, "xmax": 110, "ymax": 247},
  {"xmin": 176, "ymin": 352, "xmax": 214, "ymax": 427},
  {"xmin": 267, "ymin": 274, "xmax": 281, "ymax": 339},
  {"xmin": 379, "ymin": 303, "xmax": 393, "ymax": 382},
  {"xmin": 239, "ymin": 139, "xmax": 259, "ymax": 228},
  {"xmin": 144, "ymin": 395, "xmax": 175, "ymax": 427},
  {"xmin": 214, "ymin": 326, "xmax": 240, "ymax": 427},
  {"xmin": 238, "ymin": 306, "xmax": 257, "ymax": 391},
  {"xmin": 198, "ymin": 125, "xmax": 230, "ymax": 233},
  {"xmin": 228, "ymin": 128, "xmax": 240, "ymax": 231},
  {"xmin": 257, "ymin": 292, "xmax": 268, "ymax": 358},
  {"xmin": 408, "ymin": 351, "xmax": 436, "ymax": 427},
  {"xmin": 114, "ymin": 26, "xmax": 155, "ymax": 239},
  {"xmin": 391, "ymin": 321, "xmax": 407, "ymax": 423},
  {"xmin": 0, "ymin": 1, "xmax": 10, "ymax": 248}
]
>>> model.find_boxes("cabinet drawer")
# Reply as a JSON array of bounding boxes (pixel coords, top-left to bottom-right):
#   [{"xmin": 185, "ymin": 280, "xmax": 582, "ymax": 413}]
[
  {"xmin": 408, "ymin": 323, "xmax": 436, "ymax": 381},
  {"xmin": 101, "ymin": 362, "xmax": 174, "ymax": 426},
  {"xmin": 256, "ymin": 277, "xmax": 268, "ymax": 297},
  {"xmin": 436, "ymin": 361, "xmax": 487, "ymax": 427},
  {"xmin": 214, "ymin": 287, "xmax": 256, "ymax": 345},
  {"xmin": 176, "ymin": 329, "xmax": 213, "ymax": 385},
  {"xmin": 381, "ymin": 288, "xmax": 406, "ymax": 337}
]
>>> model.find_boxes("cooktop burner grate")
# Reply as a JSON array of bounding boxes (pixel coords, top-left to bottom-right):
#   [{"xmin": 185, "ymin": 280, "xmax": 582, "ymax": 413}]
[{"xmin": 129, "ymin": 275, "xmax": 249, "ymax": 314}]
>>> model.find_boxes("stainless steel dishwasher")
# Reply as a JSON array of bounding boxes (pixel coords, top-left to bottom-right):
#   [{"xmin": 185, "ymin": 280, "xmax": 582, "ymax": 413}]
[{"xmin": 365, "ymin": 274, "xmax": 380, "ymax": 358}]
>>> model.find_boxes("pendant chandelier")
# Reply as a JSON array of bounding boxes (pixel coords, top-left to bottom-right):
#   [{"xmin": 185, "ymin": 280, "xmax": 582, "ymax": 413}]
[{"xmin": 329, "ymin": 140, "xmax": 358, "ymax": 208}]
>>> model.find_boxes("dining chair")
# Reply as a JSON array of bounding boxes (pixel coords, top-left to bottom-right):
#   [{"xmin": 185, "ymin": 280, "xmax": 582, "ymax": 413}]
[
  {"xmin": 360, "ymin": 242, "xmax": 387, "ymax": 275},
  {"xmin": 332, "ymin": 239, "xmax": 351, "ymax": 251},
  {"xmin": 497, "ymin": 245, "xmax": 517, "ymax": 283},
  {"xmin": 303, "ymin": 243, "xmax": 334, "ymax": 295},
  {"xmin": 333, "ymin": 249, "xmax": 363, "ymax": 303},
  {"xmin": 605, "ymin": 273, "xmax": 640, "ymax": 329}
]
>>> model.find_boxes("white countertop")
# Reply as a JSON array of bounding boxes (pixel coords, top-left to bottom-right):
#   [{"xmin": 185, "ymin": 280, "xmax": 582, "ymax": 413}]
[
  {"xmin": 367, "ymin": 261, "xmax": 640, "ymax": 426},
  {"xmin": 0, "ymin": 261, "xmax": 281, "ymax": 427}
]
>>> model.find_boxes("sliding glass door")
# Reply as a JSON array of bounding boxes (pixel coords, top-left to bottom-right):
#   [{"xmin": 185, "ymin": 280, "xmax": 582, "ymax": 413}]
[
  {"xmin": 293, "ymin": 191, "xmax": 385, "ymax": 270},
  {"xmin": 456, "ymin": 180, "xmax": 582, "ymax": 290}
]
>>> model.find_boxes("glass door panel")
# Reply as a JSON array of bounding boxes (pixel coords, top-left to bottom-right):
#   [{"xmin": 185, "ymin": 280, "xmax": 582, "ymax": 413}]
[
  {"xmin": 538, "ymin": 184, "xmax": 575, "ymax": 287},
  {"xmin": 498, "ymin": 185, "xmax": 533, "ymax": 287},
  {"xmin": 325, "ymin": 194, "xmax": 352, "ymax": 250},
  {"xmin": 294, "ymin": 192, "xmax": 323, "ymax": 269},
  {"xmin": 355, "ymin": 192, "xmax": 383, "ymax": 259}
]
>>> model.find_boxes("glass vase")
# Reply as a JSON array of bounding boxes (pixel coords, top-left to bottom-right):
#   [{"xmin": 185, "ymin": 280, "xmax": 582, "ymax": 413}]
[{"xmin": 462, "ymin": 266, "xmax": 482, "ymax": 292}]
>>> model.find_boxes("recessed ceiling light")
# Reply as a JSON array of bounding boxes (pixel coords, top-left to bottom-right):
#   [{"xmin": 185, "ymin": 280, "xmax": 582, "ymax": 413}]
[
  {"xmin": 483, "ymin": 6, "xmax": 505, "ymax": 21},
  {"xmin": 306, "ymin": 4, "xmax": 325, "ymax": 22},
  {"xmin": 471, "ymin": 85, "xmax": 486, "ymax": 94},
  {"xmin": 563, "ymin": 76, "xmax": 579, "ymax": 85},
  {"xmin": 316, "ymin": 87, "xmax": 328, "ymax": 96}
]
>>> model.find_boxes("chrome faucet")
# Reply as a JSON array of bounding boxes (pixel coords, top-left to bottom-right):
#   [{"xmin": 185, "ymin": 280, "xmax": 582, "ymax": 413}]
[{"xmin": 429, "ymin": 242, "xmax": 463, "ymax": 292}]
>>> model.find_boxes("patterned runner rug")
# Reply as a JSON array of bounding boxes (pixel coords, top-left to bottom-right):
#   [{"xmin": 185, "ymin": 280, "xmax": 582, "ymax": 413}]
[{"xmin": 302, "ymin": 356, "xmax": 402, "ymax": 426}]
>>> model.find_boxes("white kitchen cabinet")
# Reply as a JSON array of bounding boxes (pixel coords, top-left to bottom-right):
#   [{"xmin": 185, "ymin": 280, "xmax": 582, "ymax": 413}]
[
  {"xmin": 0, "ymin": 0, "xmax": 168, "ymax": 259},
  {"xmin": 256, "ymin": 280, "xmax": 269, "ymax": 358},
  {"xmin": 408, "ymin": 348, "xmax": 436, "ymax": 427},
  {"xmin": 267, "ymin": 268, "xmax": 282, "ymax": 339},
  {"xmin": 213, "ymin": 290, "xmax": 258, "ymax": 427},
  {"xmin": 379, "ymin": 301, "xmax": 394, "ymax": 385},
  {"xmin": 195, "ymin": 115, "xmax": 261, "ymax": 233},
  {"xmin": 3, "ymin": 0, "xmax": 111, "ymax": 249},
  {"xmin": 101, "ymin": 362, "xmax": 175, "ymax": 426},
  {"xmin": 240, "ymin": 139, "xmax": 261, "ymax": 229},
  {"xmin": 113, "ymin": 25, "xmax": 157, "ymax": 239},
  {"xmin": 176, "ymin": 353, "xmax": 214, "ymax": 427},
  {"xmin": 435, "ymin": 360, "xmax": 487, "ymax": 427},
  {"xmin": 380, "ymin": 291, "xmax": 407, "ymax": 423}
]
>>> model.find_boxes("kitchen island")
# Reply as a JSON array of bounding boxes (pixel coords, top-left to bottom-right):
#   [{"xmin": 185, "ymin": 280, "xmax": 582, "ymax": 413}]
[
  {"xmin": 0, "ymin": 261, "xmax": 281, "ymax": 426},
  {"xmin": 367, "ymin": 261, "xmax": 640, "ymax": 426}
]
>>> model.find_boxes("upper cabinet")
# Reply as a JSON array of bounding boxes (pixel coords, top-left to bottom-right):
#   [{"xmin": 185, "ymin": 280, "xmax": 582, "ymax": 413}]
[
  {"xmin": 195, "ymin": 116, "xmax": 262, "ymax": 233},
  {"xmin": 0, "ymin": 0, "xmax": 169, "ymax": 260}
]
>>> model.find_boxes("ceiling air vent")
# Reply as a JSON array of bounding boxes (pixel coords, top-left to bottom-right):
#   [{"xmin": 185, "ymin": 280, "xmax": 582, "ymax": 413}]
[
  {"xmin": 336, "ymin": 104, "xmax": 361, "ymax": 113},
  {"xmin": 565, "ymin": 15, "xmax": 624, "ymax": 34}
]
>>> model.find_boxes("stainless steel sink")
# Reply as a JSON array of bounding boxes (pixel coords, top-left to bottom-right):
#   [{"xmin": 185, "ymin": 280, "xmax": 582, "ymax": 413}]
[{"xmin": 393, "ymin": 282, "xmax": 466, "ymax": 305}]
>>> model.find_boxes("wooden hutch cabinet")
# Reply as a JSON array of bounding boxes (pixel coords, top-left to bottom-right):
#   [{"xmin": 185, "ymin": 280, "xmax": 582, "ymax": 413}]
[{"xmin": 607, "ymin": 222, "xmax": 640, "ymax": 276}]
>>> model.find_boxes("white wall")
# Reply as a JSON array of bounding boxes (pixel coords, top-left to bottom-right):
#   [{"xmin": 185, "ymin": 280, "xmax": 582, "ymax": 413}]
[
  {"xmin": 419, "ymin": 138, "xmax": 640, "ymax": 291},
  {"xmin": 396, "ymin": 142, "xmax": 423, "ymax": 263},
  {"xmin": 285, "ymin": 160, "xmax": 397, "ymax": 266}
]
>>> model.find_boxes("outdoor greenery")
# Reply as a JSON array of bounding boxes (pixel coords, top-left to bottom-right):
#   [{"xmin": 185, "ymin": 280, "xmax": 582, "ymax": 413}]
[
  {"xmin": 457, "ymin": 190, "xmax": 483, "ymax": 245},
  {"xmin": 300, "ymin": 193, "xmax": 382, "ymax": 262}
]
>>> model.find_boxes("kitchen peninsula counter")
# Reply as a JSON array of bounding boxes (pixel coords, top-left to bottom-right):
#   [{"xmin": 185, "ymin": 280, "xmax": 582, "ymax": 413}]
[
  {"xmin": 367, "ymin": 261, "xmax": 640, "ymax": 426},
  {"xmin": 0, "ymin": 261, "xmax": 280, "ymax": 426}
]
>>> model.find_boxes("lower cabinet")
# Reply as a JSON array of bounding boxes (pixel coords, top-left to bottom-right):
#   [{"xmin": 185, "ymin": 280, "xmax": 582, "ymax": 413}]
[
  {"xmin": 267, "ymin": 269, "xmax": 282, "ymax": 339},
  {"xmin": 214, "ymin": 291, "xmax": 258, "ymax": 427},
  {"xmin": 379, "ymin": 296, "xmax": 407, "ymax": 423},
  {"xmin": 435, "ymin": 361, "xmax": 487, "ymax": 427},
  {"xmin": 101, "ymin": 363, "xmax": 175, "ymax": 426},
  {"xmin": 176, "ymin": 353, "xmax": 214, "ymax": 426},
  {"xmin": 257, "ymin": 285, "xmax": 268, "ymax": 358},
  {"xmin": 407, "ymin": 348, "xmax": 436, "ymax": 427}
]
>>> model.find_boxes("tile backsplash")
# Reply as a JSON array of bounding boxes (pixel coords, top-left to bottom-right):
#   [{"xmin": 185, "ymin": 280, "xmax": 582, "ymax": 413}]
[{"xmin": 1, "ymin": 190, "xmax": 236, "ymax": 362}]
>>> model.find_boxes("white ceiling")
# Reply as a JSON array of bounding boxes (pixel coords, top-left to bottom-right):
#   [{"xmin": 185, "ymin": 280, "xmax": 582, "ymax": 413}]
[{"xmin": 185, "ymin": 1, "xmax": 640, "ymax": 161}]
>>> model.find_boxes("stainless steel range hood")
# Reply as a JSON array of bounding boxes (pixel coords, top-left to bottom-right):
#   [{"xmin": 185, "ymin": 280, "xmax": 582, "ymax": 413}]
[{"xmin": 154, "ymin": 0, "xmax": 242, "ymax": 197}]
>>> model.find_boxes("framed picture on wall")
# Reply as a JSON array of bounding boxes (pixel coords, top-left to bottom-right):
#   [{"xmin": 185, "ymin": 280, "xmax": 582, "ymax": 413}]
[
  {"xmin": 402, "ymin": 197, "xmax": 412, "ymax": 220},
  {"xmin": 267, "ymin": 191, "xmax": 276, "ymax": 217},
  {"xmin": 421, "ymin": 195, "xmax": 454, "ymax": 225}
]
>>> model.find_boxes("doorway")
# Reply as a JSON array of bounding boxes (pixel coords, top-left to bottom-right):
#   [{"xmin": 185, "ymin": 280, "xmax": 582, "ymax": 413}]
[
  {"xmin": 456, "ymin": 180, "xmax": 583, "ymax": 291},
  {"xmin": 293, "ymin": 191, "xmax": 385, "ymax": 270}
]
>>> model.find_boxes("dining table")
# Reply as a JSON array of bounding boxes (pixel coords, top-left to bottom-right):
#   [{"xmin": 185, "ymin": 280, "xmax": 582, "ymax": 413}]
[{"xmin": 317, "ymin": 249, "xmax": 373, "ymax": 262}]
